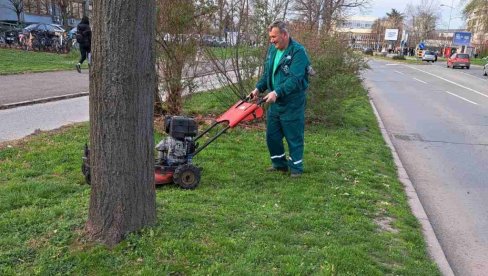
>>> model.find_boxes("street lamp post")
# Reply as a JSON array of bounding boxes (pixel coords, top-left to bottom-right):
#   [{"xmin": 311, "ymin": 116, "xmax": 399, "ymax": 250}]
[
  {"xmin": 441, "ymin": 0, "xmax": 454, "ymax": 33},
  {"xmin": 440, "ymin": 0, "xmax": 454, "ymax": 56}
]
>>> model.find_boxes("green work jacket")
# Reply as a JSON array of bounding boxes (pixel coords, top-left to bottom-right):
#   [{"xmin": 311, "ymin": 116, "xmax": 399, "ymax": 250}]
[{"xmin": 256, "ymin": 38, "xmax": 310, "ymax": 121}]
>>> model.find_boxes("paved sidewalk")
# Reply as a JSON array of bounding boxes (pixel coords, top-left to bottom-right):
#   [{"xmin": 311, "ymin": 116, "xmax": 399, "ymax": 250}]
[
  {"xmin": 0, "ymin": 96, "xmax": 89, "ymax": 143},
  {"xmin": 0, "ymin": 69, "xmax": 248, "ymax": 142},
  {"xmin": 0, "ymin": 70, "xmax": 89, "ymax": 107}
]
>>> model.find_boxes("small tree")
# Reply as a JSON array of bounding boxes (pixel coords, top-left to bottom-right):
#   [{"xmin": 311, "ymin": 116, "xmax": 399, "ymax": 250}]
[
  {"xmin": 53, "ymin": 0, "xmax": 73, "ymax": 30},
  {"xmin": 5, "ymin": 0, "xmax": 24, "ymax": 23},
  {"xmin": 405, "ymin": 0, "xmax": 438, "ymax": 45},
  {"xmin": 155, "ymin": 0, "xmax": 214, "ymax": 115},
  {"xmin": 372, "ymin": 9, "xmax": 405, "ymax": 50},
  {"xmin": 199, "ymin": 0, "xmax": 266, "ymax": 102},
  {"xmin": 86, "ymin": 0, "xmax": 157, "ymax": 246}
]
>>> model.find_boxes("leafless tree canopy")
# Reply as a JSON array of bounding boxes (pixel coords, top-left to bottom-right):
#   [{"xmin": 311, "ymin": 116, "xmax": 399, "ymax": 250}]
[
  {"xmin": 4, "ymin": 0, "xmax": 24, "ymax": 23},
  {"xmin": 293, "ymin": 0, "xmax": 369, "ymax": 34},
  {"xmin": 404, "ymin": 0, "xmax": 439, "ymax": 42}
]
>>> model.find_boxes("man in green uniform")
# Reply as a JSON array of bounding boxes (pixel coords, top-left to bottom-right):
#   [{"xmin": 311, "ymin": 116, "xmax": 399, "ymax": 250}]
[{"xmin": 250, "ymin": 20, "xmax": 310, "ymax": 177}]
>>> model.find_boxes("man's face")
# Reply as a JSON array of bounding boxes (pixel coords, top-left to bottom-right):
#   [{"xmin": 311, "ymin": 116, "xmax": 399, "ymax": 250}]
[{"xmin": 269, "ymin": 27, "xmax": 288, "ymax": 50}]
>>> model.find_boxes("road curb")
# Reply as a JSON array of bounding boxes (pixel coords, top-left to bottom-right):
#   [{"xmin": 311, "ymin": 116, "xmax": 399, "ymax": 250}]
[
  {"xmin": 0, "ymin": 92, "xmax": 89, "ymax": 110},
  {"xmin": 369, "ymin": 98, "xmax": 455, "ymax": 276}
]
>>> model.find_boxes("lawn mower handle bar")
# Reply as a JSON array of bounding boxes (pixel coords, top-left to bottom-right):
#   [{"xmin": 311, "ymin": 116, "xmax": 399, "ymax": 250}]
[{"xmin": 191, "ymin": 97, "xmax": 264, "ymax": 156}]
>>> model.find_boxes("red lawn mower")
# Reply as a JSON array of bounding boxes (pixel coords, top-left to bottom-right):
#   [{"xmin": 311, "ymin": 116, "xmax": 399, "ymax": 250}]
[{"xmin": 82, "ymin": 98, "xmax": 264, "ymax": 189}]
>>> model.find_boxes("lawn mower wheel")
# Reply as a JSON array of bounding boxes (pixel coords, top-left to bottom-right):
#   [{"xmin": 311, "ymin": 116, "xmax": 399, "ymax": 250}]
[{"xmin": 173, "ymin": 164, "xmax": 201, "ymax": 189}]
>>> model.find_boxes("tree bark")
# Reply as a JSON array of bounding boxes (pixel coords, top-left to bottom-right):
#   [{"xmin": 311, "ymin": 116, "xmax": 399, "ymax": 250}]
[{"xmin": 86, "ymin": 0, "xmax": 157, "ymax": 246}]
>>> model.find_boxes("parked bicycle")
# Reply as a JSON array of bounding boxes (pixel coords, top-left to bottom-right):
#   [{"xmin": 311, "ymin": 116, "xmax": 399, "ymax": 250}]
[{"xmin": 30, "ymin": 30, "xmax": 63, "ymax": 52}]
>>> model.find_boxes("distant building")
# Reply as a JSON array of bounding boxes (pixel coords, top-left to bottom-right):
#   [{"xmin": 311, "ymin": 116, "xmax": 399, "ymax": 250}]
[
  {"xmin": 335, "ymin": 15, "xmax": 379, "ymax": 50},
  {"xmin": 465, "ymin": 5, "xmax": 488, "ymax": 54},
  {"xmin": 336, "ymin": 15, "xmax": 377, "ymax": 33},
  {"xmin": 0, "ymin": 0, "xmax": 90, "ymax": 27},
  {"xmin": 425, "ymin": 29, "xmax": 466, "ymax": 47}
]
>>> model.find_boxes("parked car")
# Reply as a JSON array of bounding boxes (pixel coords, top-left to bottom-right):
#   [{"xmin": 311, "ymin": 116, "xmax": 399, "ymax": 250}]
[
  {"xmin": 362, "ymin": 47, "xmax": 373, "ymax": 55},
  {"xmin": 214, "ymin": 37, "xmax": 227, "ymax": 47},
  {"xmin": 201, "ymin": 35, "xmax": 218, "ymax": 46},
  {"xmin": 447, "ymin": 53, "xmax": 471, "ymax": 69},
  {"xmin": 422, "ymin": 50, "xmax": 436, "ymax": 62}
]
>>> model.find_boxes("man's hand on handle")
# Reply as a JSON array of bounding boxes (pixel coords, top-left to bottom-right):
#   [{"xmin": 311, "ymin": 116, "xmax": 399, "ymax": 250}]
[
  {"xmin": 249, "ymin": 89, "xmax": 277, "ymax": 103},
  {"xmin": 249, "ymin": 88, "xmax": 259, "ymax": 100},
  {"xmin": 263, "ymin": 91, "xmax": 277, "ymax": 103}
]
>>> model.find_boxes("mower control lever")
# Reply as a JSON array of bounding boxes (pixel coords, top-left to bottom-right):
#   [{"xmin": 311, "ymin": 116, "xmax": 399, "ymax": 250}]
[{"xmin": 244, "ymin": 94, "xmax": 265, "ymax": 106}]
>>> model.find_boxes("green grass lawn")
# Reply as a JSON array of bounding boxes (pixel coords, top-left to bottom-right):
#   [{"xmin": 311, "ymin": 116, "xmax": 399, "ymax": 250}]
[
  {"xmin": 0, "ymin": 48, "xmax": 88, "ymax": 75},
  {"xmin": 471, "ymin": 58, "xmax": 487, "ymax": 66},
  {"xmin": 206, "ymin": 46, "xmax": 262, "ymax": 60},
  {"xmin": 0, "ymin": 87, "xmax": 440, "ymax": 275},
  {"xmin": 368, "ymin": 55, "xmax": 424, "ymax": 65}
]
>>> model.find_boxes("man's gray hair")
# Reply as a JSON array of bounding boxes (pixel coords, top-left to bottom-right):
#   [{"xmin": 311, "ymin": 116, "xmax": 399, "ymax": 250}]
[{"xmin": 268, "ymin": 20, "xmax": 288, "ymax": 34}]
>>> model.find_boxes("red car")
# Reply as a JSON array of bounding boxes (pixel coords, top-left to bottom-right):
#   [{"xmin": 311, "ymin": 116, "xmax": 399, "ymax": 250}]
[{"xmin": 447, "ymin": 53, "xmax": 471, "ymax": 69}]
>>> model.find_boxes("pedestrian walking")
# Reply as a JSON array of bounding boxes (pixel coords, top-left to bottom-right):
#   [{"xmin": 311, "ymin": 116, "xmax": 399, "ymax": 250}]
[
  {"xmin": 249, "ymin": 20, "xmax": 310, "ymax": 177},
  {"xmin": 75, "ymin": 16, "xmax": 91, "ymax": 73}
]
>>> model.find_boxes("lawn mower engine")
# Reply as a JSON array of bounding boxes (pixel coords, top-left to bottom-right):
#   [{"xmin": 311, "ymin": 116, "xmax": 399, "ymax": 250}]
[
  {"xmin": 81, "ymin": 116, "xmax": 201, "ymax": 189},
  {"xmin": 82, "ymin": 98, "xmax": 264, "ymax": 190},
  {"xmin": 154, "ymin": 116, "xmax": 201, "ymax": 189}
]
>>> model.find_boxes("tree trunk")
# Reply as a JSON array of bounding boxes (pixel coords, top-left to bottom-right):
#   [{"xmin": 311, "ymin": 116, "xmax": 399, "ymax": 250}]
[
  {"xmin": 86, "ymin": 0, "xmax": 157, "ymax": 246},
  {"xmin": 60, "ymin": 5, "xmax": 69, "ymax": 30},
  {"xmin": 165, "ymin": 60, "xmax": 183, "ymax": 115}
]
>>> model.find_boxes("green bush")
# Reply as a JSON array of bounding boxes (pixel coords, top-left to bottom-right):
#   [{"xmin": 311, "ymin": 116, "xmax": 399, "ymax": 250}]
[
  {"xmin": 392, "ymin": 55, "xmax": 406, "ymax": 60},
  {"xmin": 186, "ymin": 34, "xmax": 370, "ymax": 127},
  {"xmin": 306, "ymin": 73, "xmax": 366, "ymax": 125},
  {"xmin": 305, "ymin": 37, "xmax": 368, "ymax": 126}
]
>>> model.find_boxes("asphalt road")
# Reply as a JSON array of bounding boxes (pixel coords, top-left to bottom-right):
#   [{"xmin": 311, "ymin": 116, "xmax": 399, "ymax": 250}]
[{"xmin": 363, "ymin": 59, "xmax": 488, "ymax": 275}]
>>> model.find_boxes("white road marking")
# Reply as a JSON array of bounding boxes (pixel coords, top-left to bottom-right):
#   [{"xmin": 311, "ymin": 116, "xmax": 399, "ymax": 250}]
[
  {"xmin": 413, "ymin": 78, "xmax": 427, "ymax": 84},
  {"xmin": 443, "ymin": 91, "xmax": 479, "ymax": 105},
  {"xmin": 394, "ymin": 70, "xmax": 405, "ymax": 75},
  {"xmin": 386, "ymin": 64, "xmax": 400, "ymax": 66},
  {"xmin": 405, "ymin": 65, "xmax": 488, "ymax": 99},
  {"xmin": 460, "ymin": 71, "xmax": 488, "ymax": 82}
]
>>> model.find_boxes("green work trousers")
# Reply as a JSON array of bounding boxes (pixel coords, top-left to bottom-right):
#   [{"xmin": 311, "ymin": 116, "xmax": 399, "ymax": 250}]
[{"xmin": 266, "ymin": 113, "xmax": 305, "ymax": 173}]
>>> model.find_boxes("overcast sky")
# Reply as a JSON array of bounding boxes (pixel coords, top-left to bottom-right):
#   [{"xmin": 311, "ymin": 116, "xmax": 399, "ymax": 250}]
[{"xmin": 359, "ymin": 0, "xmax": 466, "ymax": 29}]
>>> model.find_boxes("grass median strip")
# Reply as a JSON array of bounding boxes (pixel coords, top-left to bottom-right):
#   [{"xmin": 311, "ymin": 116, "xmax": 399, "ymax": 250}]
[
  {"xmin": 0, "ymin": 48, "xmax": 87, "ymax": 75},
  {"xmin": 0, "ymin": 86, "xmax": 440, "ymax": 274}
]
